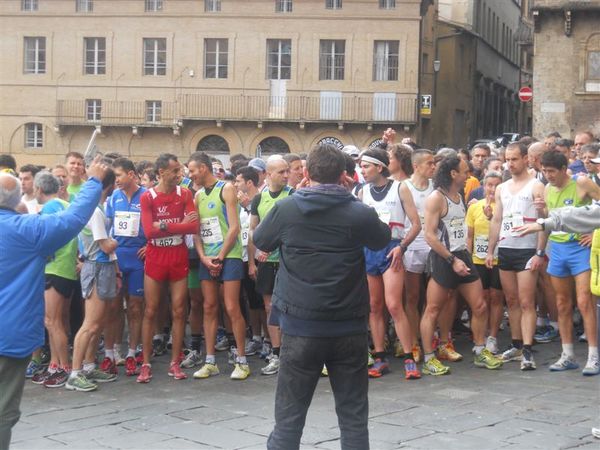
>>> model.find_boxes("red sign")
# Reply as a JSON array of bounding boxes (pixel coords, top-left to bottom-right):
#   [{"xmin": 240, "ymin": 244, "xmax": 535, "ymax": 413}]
[{"xmin": 518, "ymin": 87, "xmax": 533, "ymax": 102}]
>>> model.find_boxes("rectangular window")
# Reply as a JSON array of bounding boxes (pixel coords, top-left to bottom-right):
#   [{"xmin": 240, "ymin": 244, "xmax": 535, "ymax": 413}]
[
  {"xmin": 21, "ymin": 0, "xmax": 38, "ymax": 11},
  {"xmin": 143, "ymin": 38, "xmax": 167, "ymax": 76},
  {"xmin": 326, "ymin": 0, "xmax": 342, "ymax": 8},
  {"xmin": 84, "ymin": 37, "xmax": 106, "ymax": 75},
  {"xmin": 588, "ymin": 51, "xmax": 600, "ymax": 79},
  {"xmin": 86, "ymin": 99, "xmax": 102, "ymax": 121},
  {"xmin": 145, "ymin": 0, "xmax": 163, "ymax": 12},
  {"xmin": 204, "ymin": 39, "xmax": 228, "ymax": 79},
  {"xmin": 25, "ymin": 123, "xmax": 43, "ymax": 148},
  {"xmin": 266, "ymin": 39, "xmax": 291, "ymax": 80},
  {"xmin": 275, "ymin": 0, "xmax": 292, "ymax": 12},
  {"xmin": 146, "ymin": 101, "xmax": 162, "ymax": 123},
  {"xmin": 23, "ymin": 37, "xmax": 46, "ymax": 74},
  {"xmin": 204, "ymin": 0, "xmax": 221, "ymax": 11},
  {"xmin": 319, "ymin": 40, "xmax": 345, "ymax": 80},
  {"xmin": 76, "ymin": 0, "xmax": 93, "ymax": 12},
  {"xmin": 373, "ymin": 40, "xmax": 399, "ymax": 81},
  {"xmin": 379, "ymin": 0, "xmax": 395, "ymax": 9}
]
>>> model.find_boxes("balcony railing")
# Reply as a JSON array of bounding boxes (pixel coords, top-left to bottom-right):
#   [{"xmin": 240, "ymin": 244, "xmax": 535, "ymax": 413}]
[
  {"xmin": 56, "ymin": 100, "xmax": 176, "ymax": 127},
  {"xmin": 57, "ymin": 93, "xmax": 417, "ymax": 126}
]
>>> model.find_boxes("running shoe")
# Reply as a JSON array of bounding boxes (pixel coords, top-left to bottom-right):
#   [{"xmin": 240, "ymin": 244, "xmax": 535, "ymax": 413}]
[
  {"xmin": 404, "ymin": 358, "xmax": 421, "ymax": 380},
  {"xmin": 582, "ymin": 359, "xmax": 600, "ymax": 376},
  {"xmin": 152, "ymin": 336, "xmax": 166, "ymax": 356},
  {"xmin": 31, "ymin": 368, "xmax": 51, "ymax": 385},
  {"xmin": 534, "ymin": 326, "xmax": 559, "ymax": 344},
  {"xmin": 135, "ymin": 349, "xmax": 144, "ymax": 365},
  {"xmin": 393, "ymin": 341, "xmax": 404, "ymax": 358},
  {"xmin": 260, "ymin": 341, "xmax": 272, "ymax": 359},
  {"xmin": 261, "ymin": 355, "xmax": 280, "ymax": 375},
  {"xmin": 592, "ymin": 427, "xmax": 600, "ymax": 438},
  {"xmin": 180, "ymin": 350, "xmax": 203, "ymax": 369},
  {"xmin": 245, "ymin": 339, "xmax": 262, "ymax": 356},
  {"xmin": 193, "ymin": 362, "xmax": 220, "ymax": 379},
  {"xmin": 65, "ymin": 373, "xmax": 97, "ymax": 392},
  {"xmin": 520, "ymin": 349, "xmax": 536, "ymax": 371},
  {"xmin": 549, "ymin": 353, "xmax": 579, "ymax": 372},
  {"xmin": 412, "ymin": 345, "xmax": 422, "ymax": 363},
  {"xmin": 168, "ymin": 361, "xmax": 188, "ymax": 380},
  {"xmin": 368, "ymin": 358, "xmax": 390, "ymax": 378},
  {"xmin": 40, "ymin": 347, "xmax": 51, "ymax": 365},
  {"xmin": 43, "ymin": 369, "xmax": 69, "ymax": 388},
  {"xmin": 474, "ymin": 348, "xmax": 503, "ymax": 370},
  {"xmin": 501, "ymin": 346, "xmax": 523, "ymax": 362},
  {"xmin": 437, "ymin": 341, "xmax": 463, "ymax": 362},
  {"xmin": 125, "ymin": 356, "xmax": 139, "ymax": 376},
  {"xmin": 485, "ymin": 336, "xmax": 499, "ymax": 355},
  {"xmin": 99, "ymin": 357, "xmax": 118, "ymax": 375},
  {"xmin": 578, "ymin": 333, "xmax": 588, "ymax": 343},
  {"xmin": 422, "ymin": 357, "xmax": 450, "ymax": 376},
  {"xmin": 230, "ymin": 363, "xmax": 250, "ymax": 380},
  {"xmin": 166, "ymin": 335, "xmax": 173, "ymax": 350},
  {"xmin": 136, "ymin": 364, "xmax": 152, "ymax": 383},
  {"xmin": 215, "ymin": 335, "xmax": 230, "ymax": 352},
  {"xmin": 321, "ymin": 365, "xmax": 329, "ymax": 377},
  {"xmin": 85, "ymin": 368, "xmax": 117, "ymax": 383},
  {"xmin": 26, "ymin": 360, "xmax": 43, "ymax": 379},
  {"xmin": 367, "ymin": 352, "xmax": 375, "ymax": 367},
  {"xmin": 114, "ymin": 350, "xmax": 126, "ymax": 366},
  {"xmin": 228, "ymin": 346, "xmax": 239, "ymax": 365}
]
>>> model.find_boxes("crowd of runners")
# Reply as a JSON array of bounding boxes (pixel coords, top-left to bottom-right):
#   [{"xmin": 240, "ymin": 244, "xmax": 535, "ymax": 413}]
[{"xmin": 1, "ymin": 127, "xmax": 599, "ymax": 392}]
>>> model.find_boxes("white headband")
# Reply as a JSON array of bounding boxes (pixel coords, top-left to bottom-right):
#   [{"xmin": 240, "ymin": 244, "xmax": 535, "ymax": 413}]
[{"xmin": 360, "ymin": 155, "xmax": 388, "ymax": 168}]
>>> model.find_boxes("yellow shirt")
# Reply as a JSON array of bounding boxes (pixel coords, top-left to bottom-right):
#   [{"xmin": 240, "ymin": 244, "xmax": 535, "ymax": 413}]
[{"xmin": 466, "ymin": 199, "xmax": 498, "ymax": 265}]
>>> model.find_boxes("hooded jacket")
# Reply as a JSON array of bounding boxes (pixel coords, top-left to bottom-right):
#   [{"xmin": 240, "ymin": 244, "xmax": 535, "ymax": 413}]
[
  {"xmin": 0, "ymin": 178, "xmax": 102, "ymax": 358},
  {"xmin": 253, "ymin": 185, "xmax": 390, "ymax": 325}
]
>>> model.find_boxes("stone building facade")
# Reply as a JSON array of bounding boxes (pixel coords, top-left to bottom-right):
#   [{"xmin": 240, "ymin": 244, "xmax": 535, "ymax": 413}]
[
  {"xmin": 532, "ymin": 0, "xmax": 600, "ymax": 138},
  {"xmin": 1, "ymin": 0, "xmax": 430, "ymax": 167}
]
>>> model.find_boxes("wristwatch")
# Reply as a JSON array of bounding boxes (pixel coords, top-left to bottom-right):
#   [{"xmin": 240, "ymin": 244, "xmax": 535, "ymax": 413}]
[
  {"xmin": 446, "ymin": 254, "xmax": 456, "ymax": 265},
  {"xmin": 535, "ymin": 249, "xmax": 546, "ymax": 257},
  {"xmin": 536, "ymin": 218, "xmax": 546, "ymax": 231},
  {"xmin": 159, "ymin": 222, "xmax": 167, "ymax": 232},
  {"xmin": 399, "ymin": 244, "xmax": 408, "ymax": 254}
]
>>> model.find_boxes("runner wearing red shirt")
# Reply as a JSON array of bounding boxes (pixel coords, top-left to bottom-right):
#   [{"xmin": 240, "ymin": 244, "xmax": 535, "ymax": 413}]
[{"xmin": 137, "ymin": 154, "xmax": 198, "ymax": 383}]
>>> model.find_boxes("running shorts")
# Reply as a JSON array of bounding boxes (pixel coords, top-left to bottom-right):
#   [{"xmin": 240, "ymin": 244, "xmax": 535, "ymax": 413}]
[
  {"xmin": 403, "ymin": 248, "xmax": 430, "ymax": 274},
  {"xmin": 474, "ymin": 264, "xmax": 502, "ymax": 290},
  {"xmin": 428, "ymin": 250, "xmax": 479, "ymax": 289},
  {"xmin": 145, "ymin": 245, "xmax": 189, "ymax": 282},
  {"xmin": 45, "ymin": 274, "xmax": 78, "ymax": 299},
  {"xmin": 547, "ymin": 241, "xmax": 591, "ymax": 278},
  {"xmin": 198, "ymin": 258, "xmax": 244, "ymax": 282},
  {"xmin": 242, "ymin": 261, "xmax": 264, "ymax": 310},
  {"xmin": 498, "ymin": 248, "xmax": 536, "ymax": 272},
  {"xmin": 256, "ymin": 261, "xmax": 279, "ymax": 296},
  {"xmin": 364, "ymin": 240, "xmax": 401, "ymax": 276},
  {"xmin": 116, "ymin": 247, "xmax": 144, "ymax": 297},
  {"xmin": 81, "ymin": 261, "xmax": 117, "ymax": 301}
]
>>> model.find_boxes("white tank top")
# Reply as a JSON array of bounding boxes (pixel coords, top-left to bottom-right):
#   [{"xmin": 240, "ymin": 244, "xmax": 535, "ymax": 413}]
[
  {"xmin": 362, "ymin": 180, "xmax": 405, "ymax": 240},
  {"xmin": 498, "ymin": 178, "xmax": 538, "ymax": 249},
  {"xmin": 437, "ymin": 191, "xmax": 467, "ymax": 252},
  {"xmin": 405, "ymin": 179, "xmax": 434, "ymax": 251}
]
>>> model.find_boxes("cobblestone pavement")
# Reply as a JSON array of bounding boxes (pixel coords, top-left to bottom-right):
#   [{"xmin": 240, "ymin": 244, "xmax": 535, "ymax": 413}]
[{"xmin": 13, "ymin": 333, "xmax": 599, "ymax": 450}]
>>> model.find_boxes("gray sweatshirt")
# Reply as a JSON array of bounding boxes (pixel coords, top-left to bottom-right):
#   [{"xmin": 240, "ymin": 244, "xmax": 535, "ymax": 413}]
[{"xmin": 543, "ymin": 202, "xmax": 600, "ymax": 234}]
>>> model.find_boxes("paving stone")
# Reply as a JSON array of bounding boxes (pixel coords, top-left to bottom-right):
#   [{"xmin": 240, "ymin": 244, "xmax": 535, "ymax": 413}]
[
  {"xmin": 48, "ymin": 425, "xmax": 130, "ymax": 444},
  {"xmin": 153, "ymin": 421, "xmax": 266, "ymax": 448},
  {"xmin": 143, "ymin": 438, "xmax": 214, "ymax": 449},
  {"xmin": 168, "ymin": 406, "xmax": 244, "ymax": 424},
  {"xmin": 401, "ymin": 432, "xmax": 507, "ymax": 449},
  {"xmin": 215, "ymin": 415, "xmax": 274, "ymax": 431},
  {"xmin": 120, "ymin": 414, "xmax": 187, "ymax": 431},
  {"xmin": 11, "ymin": 438, "xmax": 69, "ymax": 449},
  {"xmin": 505, "ymin": 431, "xmax": 591, "ymax": 449}
]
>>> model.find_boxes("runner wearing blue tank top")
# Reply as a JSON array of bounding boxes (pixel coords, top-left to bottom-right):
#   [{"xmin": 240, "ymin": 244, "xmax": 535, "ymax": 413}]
[{"xmin": 421, "ymin": 155, "xmax": 503, "ymax": 376}]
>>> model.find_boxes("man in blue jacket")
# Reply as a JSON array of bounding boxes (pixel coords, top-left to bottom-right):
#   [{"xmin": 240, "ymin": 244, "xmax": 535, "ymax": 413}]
[
  {"xmin": 0, "ymin": 158, "xmax": 110, "ymax": 450},
  {"xmin": 254, "ymin": 144, "xmax": 391, "ymax": 450}
]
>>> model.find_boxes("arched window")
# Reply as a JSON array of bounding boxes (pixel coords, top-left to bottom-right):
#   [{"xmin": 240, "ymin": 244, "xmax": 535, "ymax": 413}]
[
  {"xmin": 256, "ymin": 136, "xmax": 289, "ymax": 156},
  {"xmin": 196, "ymin": 135, "xmax": 230, "ymax": 154}
]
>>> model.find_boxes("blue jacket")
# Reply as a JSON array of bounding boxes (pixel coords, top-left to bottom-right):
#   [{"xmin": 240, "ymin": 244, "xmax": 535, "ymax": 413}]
[{"xmin": 0, "ymin": 178, "xmax": 102, "ymax": 358}]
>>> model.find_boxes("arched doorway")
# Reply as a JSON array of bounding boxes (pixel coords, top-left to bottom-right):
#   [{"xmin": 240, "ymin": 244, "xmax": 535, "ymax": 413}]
[
  {"xmin": 256, "ymin": 136, "xmax": 289, "ymax": 157},
  {"xmin": 196, "ymin": 134, "xmax": 230, "ymax": 154}
]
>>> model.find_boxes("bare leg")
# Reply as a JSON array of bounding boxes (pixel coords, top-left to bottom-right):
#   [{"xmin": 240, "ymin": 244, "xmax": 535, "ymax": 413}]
[
  {"xmin": 500, "ymin": 270, "xmax": 523, "ymax": 341},
  {"xmin": 169, "ymin": 278, "xmax": 188, "ymax": 364},
  {"xmin": 142, "ymin": 276, "xmax": 163, "ymax": 365},
  {"xmin": 367, "ymin": 275, "xmax": 386, "ymax": 353}
]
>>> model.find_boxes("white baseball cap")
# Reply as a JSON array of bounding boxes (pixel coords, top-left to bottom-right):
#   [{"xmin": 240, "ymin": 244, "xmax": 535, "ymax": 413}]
[{"xmin": 591, "ymin": 157, "xmax": 600, "ymax": 164}]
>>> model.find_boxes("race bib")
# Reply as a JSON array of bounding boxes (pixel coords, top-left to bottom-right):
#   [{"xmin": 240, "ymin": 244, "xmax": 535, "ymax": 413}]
[
  {"xmin": 377, "ymin": 209, "xmax": 391, "ymax": 225},
  {"xmin": 501, "ymin": 213, "xmax": 524, "ymax": 238},
  {"xmin": 241, "ymin": 225, "xmax": 249, "ymax": 246},
  {"xmin": 448, "ymin": 218, "xmax": 466, "ymax": 251},
  {"xmin": 114, "ymin": 211, "xmax": 140, "ymax": 237},
  {"xmin": 152, "ymin": 235, "xmax": 183, "ymax": 247},
  {"xmin": 201, "ymin": 217, "xmax": 223, "ymax": 245}
]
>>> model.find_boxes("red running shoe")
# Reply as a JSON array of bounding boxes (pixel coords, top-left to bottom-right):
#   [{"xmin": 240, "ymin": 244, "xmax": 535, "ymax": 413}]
[
  {"xmin": 125, "ymin": 356, "xmax": 139, "ymax": 376},
  {"xmin": 168, "ymin": 361, "xmax": 188, "ymax": 380},
  {"xmin": 136, "ymin": 364, "xmax": 152, "ymax": 383},
  {"xmin": 404, "ymin": 358, "xmax": 422, "ymax": 380},
  {"xmin": 368, "ymin": 358, "xmax": 390, "ymax": 378},
  {"xmin": 100, "ymin": 357, "xmax": 118, "ymax": 375}
]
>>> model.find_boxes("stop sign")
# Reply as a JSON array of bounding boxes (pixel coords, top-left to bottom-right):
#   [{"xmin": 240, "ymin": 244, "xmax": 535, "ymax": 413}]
[{"xmin": 518, "ymin": 87, "xmax": 533, "ymax": 102}]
